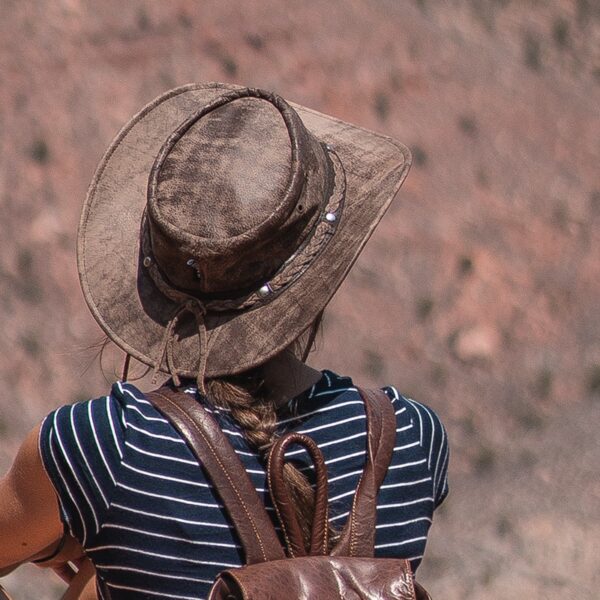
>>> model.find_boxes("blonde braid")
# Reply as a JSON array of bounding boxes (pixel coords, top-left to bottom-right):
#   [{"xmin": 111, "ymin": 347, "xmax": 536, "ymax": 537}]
[{"xmin": 206, "ymin": 370, "xmax": 327, "ymax": 552}]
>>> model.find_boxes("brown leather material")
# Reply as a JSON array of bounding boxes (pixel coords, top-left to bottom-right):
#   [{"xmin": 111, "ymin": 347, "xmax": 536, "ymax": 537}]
[
  {"xmin": 147, "ymin": 88, "xmax": 329, "ymax": 296},
  {"xmin": 146, "ymin": 387, "xmax": 285, "ymax": 564},
  {"xmin": 145, "ymin": 386, "xmax": 431, "ymax": 599},
  {"xmin": 414, "ymin": 582, "xmax": 433, "ymax": 600},
  {"xmin": 267, "ymin": 433, "xmax": 329, "ymax": 557},
  {"xmin": 60, "ymin": 559, "xmax": 98, "ymax": 600},
  {"xmin": 78, "ymin": 82, "xmax": 411, "ymax": 379},
  {"xmin": 331, "ymin": 387, "xmax": 397, "ymax": 557},
  {"xmin": 208, "ymin": 556, "xmax": 418, "ymax": 600}
]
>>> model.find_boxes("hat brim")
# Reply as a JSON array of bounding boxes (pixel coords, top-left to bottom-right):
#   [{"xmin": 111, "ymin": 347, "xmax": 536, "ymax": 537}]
[{"xmin": 78, "ymin": 82, "xmax": 411, "ymax": 378}]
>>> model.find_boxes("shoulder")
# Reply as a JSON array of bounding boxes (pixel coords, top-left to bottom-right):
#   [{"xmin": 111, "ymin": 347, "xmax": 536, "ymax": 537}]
[
  {"xmin": 40, "ymin": 382, "xmax": 134, "ymax": 450},
  {"xmin": 382, "ymin": 387, "xmax": 447, "ymax": 445},
  {"xmin": 381, "ymin": 385, "xmax": 450, "ymax": 507},
  {"xmin": 38, "ymin": 381, "xmax": 167, "ymax": 485},
  {"xmin": 37, "ymin": 382, "xmax": 155, "ymax": 547}
]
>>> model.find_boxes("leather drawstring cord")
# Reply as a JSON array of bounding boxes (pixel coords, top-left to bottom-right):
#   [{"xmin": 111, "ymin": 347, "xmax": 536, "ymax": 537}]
[
  {"xmin": 121, "ymin": 353, "xmax": 131, "ymax": 381},
  {"xmin": 152, "ymin": 299, "xmax": 208, "ymax": 394},
  {"xmin": 301, "ymin": 310, "xmax": 323, "ymax": 363}
]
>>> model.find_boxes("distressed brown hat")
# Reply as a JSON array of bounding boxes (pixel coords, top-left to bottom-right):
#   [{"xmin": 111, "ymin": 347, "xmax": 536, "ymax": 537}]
[{"xmin": 78, "ymin": 82, "xmax": 410, "ymax": 388}]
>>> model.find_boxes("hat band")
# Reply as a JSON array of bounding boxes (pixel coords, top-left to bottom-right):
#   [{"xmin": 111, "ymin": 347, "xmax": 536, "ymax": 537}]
[{"xmin": 140, "ymin": 146, "xmax": 346, "ymax": 313}]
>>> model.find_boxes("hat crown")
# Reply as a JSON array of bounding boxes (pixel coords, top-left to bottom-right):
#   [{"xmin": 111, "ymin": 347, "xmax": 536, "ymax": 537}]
[
  {"xmin": 146, "ymin": 89, "xmax": 330, "ymax": 296},
  {"xmin": 155, "ymin": 97, "xmax": 292, "ymax": 239}
]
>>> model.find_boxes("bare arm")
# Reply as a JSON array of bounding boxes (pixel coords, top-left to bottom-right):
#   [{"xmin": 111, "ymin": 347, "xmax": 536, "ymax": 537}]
[{"xmin": 0, "ymin": 424, "xmax": 64, "ymax": 569}]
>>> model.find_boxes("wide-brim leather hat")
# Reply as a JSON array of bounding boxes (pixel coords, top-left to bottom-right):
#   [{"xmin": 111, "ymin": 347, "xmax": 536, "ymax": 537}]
[{"xmin": 78, "ymin": 82, "xmax": 411, "ymax": 383}]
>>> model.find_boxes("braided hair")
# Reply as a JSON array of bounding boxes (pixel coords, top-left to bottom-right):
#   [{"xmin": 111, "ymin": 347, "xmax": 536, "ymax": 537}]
[{"xmin": 205, "ymin": 316, "xmax": 335, "ymax": 552}]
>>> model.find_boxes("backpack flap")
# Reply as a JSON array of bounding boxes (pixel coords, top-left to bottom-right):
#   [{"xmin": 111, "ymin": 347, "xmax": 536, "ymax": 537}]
[{"xmin": 209, "ymin": 556, "xmax": 419, "ymax": 600}]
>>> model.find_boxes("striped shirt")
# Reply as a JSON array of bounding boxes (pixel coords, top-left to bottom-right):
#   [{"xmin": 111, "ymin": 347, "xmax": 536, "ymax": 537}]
[{"xmin": 39, "ymin": 370, "xmax": 449, "ymax": 600}]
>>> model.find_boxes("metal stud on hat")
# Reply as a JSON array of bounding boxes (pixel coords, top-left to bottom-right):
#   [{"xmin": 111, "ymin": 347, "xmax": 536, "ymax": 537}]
[{"xmin": 257, "ymin": 283, "xmax": 273, "ymax": 298}]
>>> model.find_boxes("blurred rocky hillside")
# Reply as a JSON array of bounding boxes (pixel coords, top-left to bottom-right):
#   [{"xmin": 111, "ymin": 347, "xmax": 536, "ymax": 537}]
[{"xmin": 1, "ymin": 1, "xmax": 598, "ymax": 598}]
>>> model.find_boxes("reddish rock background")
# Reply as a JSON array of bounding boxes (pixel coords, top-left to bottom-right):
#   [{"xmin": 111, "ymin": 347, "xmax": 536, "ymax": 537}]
[{"xmin": 1, "ymin": 1, "xmax": 598, "ymax": 598}]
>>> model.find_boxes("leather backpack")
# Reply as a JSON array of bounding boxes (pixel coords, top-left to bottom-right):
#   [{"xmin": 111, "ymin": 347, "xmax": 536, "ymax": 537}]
[{"xmin": 141, "ymin": 386, "xmax": 432, "ymax": 600}]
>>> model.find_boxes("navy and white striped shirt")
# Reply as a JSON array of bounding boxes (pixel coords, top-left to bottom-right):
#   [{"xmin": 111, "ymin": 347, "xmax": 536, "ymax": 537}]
[{"xmin": 39, "ymin": 370, "xmax": 448, "ymax": 600}]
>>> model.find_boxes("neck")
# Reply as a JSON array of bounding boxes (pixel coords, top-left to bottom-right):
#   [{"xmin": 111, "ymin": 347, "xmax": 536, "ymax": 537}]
[{"xmin": 262, "ymin": 351, "xmax": 322, "ymax": 408}]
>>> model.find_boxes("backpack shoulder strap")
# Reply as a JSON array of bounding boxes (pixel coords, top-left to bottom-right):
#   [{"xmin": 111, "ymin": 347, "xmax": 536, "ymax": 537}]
[
  {"xmin": 146, "ymin": 387, "xmax": 285, "ymax": 564},
  {"xmin": 331, "ymin": 387, "xmax": 396, "ymax": 557}
]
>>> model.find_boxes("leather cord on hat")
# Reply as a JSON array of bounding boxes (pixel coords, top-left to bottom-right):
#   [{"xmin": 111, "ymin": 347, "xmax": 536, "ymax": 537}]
[
  {"xmin": 121, "ymin": 353, "xmax": 131, "ymax": 381},
  {"xmin": 300, "ymin": 310, "xmax": 323, "ymax": 363},
  {"xmin": 151, "ymin": 298, "xmax": 208, "ymax": 394},
  {"xmin": 141, "ymin": 222, "xmax": 211, "ymax": 393}
]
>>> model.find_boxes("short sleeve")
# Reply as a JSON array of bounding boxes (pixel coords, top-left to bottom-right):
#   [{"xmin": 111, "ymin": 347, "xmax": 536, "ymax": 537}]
[
  {"xmin": 39, "ymin": 395, "xmax": 124, "ymax": 547},
  {"xmin": 403, "ymin": 397, "xmax": 449, "ymax": 507}
]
